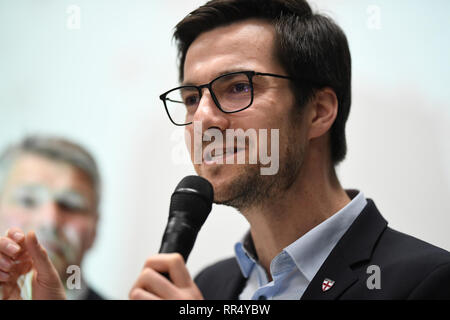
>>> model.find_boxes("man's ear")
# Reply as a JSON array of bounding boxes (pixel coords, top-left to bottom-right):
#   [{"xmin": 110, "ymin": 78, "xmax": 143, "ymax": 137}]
[{"xmin": 308, "ymin": 87, "xmax": 338, "ymax": 140}]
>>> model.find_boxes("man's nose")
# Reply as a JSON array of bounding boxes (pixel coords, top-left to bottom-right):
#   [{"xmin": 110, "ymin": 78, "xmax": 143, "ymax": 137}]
[
  {"xmin": 193, "ymin": 89, "xmax": 229, "ymax": 131},
  {"xmin": 38, "ymin": 201, "xmax": 63, "ymax": 225}
]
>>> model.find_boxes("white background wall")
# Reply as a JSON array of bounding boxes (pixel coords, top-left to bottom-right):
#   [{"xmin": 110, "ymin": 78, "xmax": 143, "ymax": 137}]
[{"xmin": 0, "ymin": 0, "xmax": 449, "ymax": 299}]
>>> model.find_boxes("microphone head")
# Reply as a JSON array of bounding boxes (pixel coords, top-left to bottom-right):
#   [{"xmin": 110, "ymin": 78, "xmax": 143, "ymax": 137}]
[{"xmin": 169, "ymin": 175, "xmax": 214, "ymax": 229}]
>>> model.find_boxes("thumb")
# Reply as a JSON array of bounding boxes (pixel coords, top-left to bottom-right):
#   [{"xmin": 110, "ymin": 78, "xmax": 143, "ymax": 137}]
[{"xmin": 25, "ymin": 231, "xmax": 63, "ymax": 291}]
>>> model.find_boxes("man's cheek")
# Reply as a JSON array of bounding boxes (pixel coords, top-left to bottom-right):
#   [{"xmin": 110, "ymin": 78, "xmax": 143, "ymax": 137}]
[
  {"xmin": 186, "ymin": 121, "xmax": 204, "ymax": 165},
  {"xmin": 0, "ymin": 208, "xmax": 36, "ymax": 232},
  {"xmin": 185, "ymin": 128, "xmax": 194, "ymax": 160},
  {"xmin": 65, "ymin": 218, "xmax": 95, "ymax": 250}
]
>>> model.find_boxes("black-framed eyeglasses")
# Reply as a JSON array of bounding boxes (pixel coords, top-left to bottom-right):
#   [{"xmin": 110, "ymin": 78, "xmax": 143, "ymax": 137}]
[{"xmin": 159, "ymin": 70, "xmax": 293, "ymax": 126}]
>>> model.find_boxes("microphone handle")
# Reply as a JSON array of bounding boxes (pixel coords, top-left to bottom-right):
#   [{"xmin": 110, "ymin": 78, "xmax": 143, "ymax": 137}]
[{"xmin": 159, "ymin": 216, "xmax": 200, "ymax": 280}]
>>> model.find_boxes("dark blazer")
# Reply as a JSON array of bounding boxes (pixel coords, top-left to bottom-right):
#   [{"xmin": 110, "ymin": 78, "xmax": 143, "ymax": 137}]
[
  {"xmin": 194, "ymin": 199, "xmax": 450, "ymax": 299},
  {"xmin": 86, "ymin": 287, "xmax": 104, "ymax": 300}
]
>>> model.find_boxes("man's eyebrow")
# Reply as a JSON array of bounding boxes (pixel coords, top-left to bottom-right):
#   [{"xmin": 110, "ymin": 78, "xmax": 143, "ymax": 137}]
[{"xmin": 181, "ymin": 68, "xmax": 252, "ymax": 86}]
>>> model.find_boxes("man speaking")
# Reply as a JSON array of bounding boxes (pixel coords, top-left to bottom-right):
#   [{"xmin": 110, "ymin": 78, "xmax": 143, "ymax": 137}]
[
  {"xmin": 1, "ymin": 0, "xmax": 449, "ymax": 300},
  {"xmin": 129, "ymin": 0, "xmax": 450, "ymax": 300}
]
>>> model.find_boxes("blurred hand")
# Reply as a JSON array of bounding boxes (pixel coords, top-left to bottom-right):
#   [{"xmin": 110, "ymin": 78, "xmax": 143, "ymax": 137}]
[
  {"xmin": 0, "ymin": 228, "xmax": 66, "ymax": 300},
  {"xmin": 129, "ymin": 253, "xmax": 203, "ymax": 300}
]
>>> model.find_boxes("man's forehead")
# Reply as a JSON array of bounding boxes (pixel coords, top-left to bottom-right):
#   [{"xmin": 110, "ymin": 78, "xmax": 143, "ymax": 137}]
[
  {"xmin": 6, "ymin": 154, "xmax": 91, "ymax": 190},
  {"xmin": 11, "ymin": 154, "xmax": 73, "ymax": 177},
  {"xmin": 182, "ymin": 66, "xmax": 252, "ymax": 86},
  {"xmin": 182, "ymin": 19, "xmax": 277, "ymax": 84}
]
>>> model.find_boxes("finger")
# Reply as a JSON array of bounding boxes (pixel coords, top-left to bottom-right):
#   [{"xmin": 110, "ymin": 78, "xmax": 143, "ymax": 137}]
[
  {"xmin": 133, "ymin": 267, "xmax": 179, "ymax": 299},
  {"xmin": 15, "ymin": 249, "xmax": 31, "ymax": 263},
  {"xmin": 25, "ymin": 231, "xmax": 59, "ymax": 284},
  {"xmin": 11, "ymin": 257, "xmax": 33, "ymax": 276},
  {"xmin": 6, "ymin": 228, "xmax": 25, "ymax": 247},
  {"xmin": 144, "ymin": 253, "xmax": 192, "ymax": 288},
  {"xmin": 0, "ymin": 250, "xmax": 32, "ymax": 284},
  {"xmin": 0, "ymin": 237, "xmax": 22, "ymax": 259},
  {"xmin": 129, "ymin": 287, "xmax": 162, "ymax": 300},
  {"xmin": 0, "ymin": 253, "xmax": 14, "ymax": 272},
  {"xmin": 0, "ymin": 270, "xmax": 11, "ymax": 282},
  {"xmin": 0, "ymin": 249, "xmax": 32, "ymax": 277}
]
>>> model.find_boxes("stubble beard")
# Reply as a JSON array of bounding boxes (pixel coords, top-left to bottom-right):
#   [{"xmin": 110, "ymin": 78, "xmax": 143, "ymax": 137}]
[{"xmin": 215, "ymin": 123, "xmax": 304, "ymax": 212}]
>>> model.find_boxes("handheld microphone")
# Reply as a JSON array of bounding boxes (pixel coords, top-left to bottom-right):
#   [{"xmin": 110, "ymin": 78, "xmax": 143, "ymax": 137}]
[{"xmin": 159, "ymin": 175, "xmax": 214, "ymax": 264}]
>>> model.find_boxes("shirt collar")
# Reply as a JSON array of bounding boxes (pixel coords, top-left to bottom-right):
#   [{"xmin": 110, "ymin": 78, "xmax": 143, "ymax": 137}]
[
  {"xmin": 234, "ymin": 234, "xmax": 257, "ymax": 278},
  {"xmin": 234, "ymin": 189, "xmax": 367, "ymax": 281}
]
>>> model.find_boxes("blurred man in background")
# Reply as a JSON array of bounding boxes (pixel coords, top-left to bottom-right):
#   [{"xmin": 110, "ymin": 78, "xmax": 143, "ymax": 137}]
[{"xmin": 0, "ymin": 136, "xmax": 103, "ymax": 299}]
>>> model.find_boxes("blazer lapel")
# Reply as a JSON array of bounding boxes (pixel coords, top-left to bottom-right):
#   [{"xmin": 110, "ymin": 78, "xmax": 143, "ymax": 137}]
[
  {"xmin": 217, "ymin": 258, "xmax": 247, "ymax": 300},
  {"xmin": 301, "ymin": 199, "xmax": 388, "ymax": 300},
  {"xmin": 229, "ymin": 272, "xmax": 247, "ymax": 300}
]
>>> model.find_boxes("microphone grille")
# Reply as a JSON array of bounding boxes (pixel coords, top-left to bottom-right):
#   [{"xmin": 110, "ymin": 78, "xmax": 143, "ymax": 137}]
[
  {"xmin": 175, "ymin": 175, "xmax": 213, "ymax": 202},
  {"xmin": 169, "ymin": 175, "xmax": 214, "ymax": 228}
]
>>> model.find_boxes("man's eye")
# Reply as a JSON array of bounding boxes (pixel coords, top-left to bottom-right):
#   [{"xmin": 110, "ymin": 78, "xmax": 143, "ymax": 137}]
[
  {"xmin": 183, "ymin": 94, "xmax": 200, "ymax": 106},
  {"xmin": 18, "ymin": 195, "xmax": 39, "ymax": 209},
  {"xmin": 55, "ymin": 192, "xmax": 89, "ymax": 213},
  {"xmin": 58, "ymin": 201, "xmax": 85, "ymax": 213},
  {"xmin": 230, "ymin": 83, "xmax": 251, "ymax": 94}
]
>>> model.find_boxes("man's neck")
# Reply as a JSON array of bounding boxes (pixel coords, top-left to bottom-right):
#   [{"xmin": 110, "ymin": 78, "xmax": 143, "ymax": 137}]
[{"xmin": 241, "ymin": 155, "xmax": 351, "ymax": 279}]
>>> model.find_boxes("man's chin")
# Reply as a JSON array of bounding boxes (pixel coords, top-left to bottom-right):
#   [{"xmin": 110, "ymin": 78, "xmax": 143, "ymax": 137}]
[{"xmin": 195, "ymin": 163, "xmax": 261, "ymax": 209}]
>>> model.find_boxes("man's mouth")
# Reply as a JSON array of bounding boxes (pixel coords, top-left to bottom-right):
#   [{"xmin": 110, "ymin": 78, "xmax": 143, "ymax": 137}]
[{"xmin": 203, "ymin": 147, "xmax": 246, "ymax": 165}]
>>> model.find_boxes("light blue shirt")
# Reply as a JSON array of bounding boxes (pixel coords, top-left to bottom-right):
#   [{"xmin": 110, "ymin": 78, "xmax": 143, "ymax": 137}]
[{"xmin": 234, "ymin": 190, "xmax": 367, "ymax": 300}]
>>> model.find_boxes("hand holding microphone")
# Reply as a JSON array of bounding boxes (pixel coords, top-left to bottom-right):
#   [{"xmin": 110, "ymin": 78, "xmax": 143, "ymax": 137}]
[{"xmin": 129, "ymin": 176, "xmax": 213, "ymax": 300}]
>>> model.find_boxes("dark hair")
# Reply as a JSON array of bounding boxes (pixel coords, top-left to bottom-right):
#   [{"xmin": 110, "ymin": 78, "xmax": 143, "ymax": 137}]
[{"xmin": 174, "ymin": 0, "xmax": 352, "ymax": 164}]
